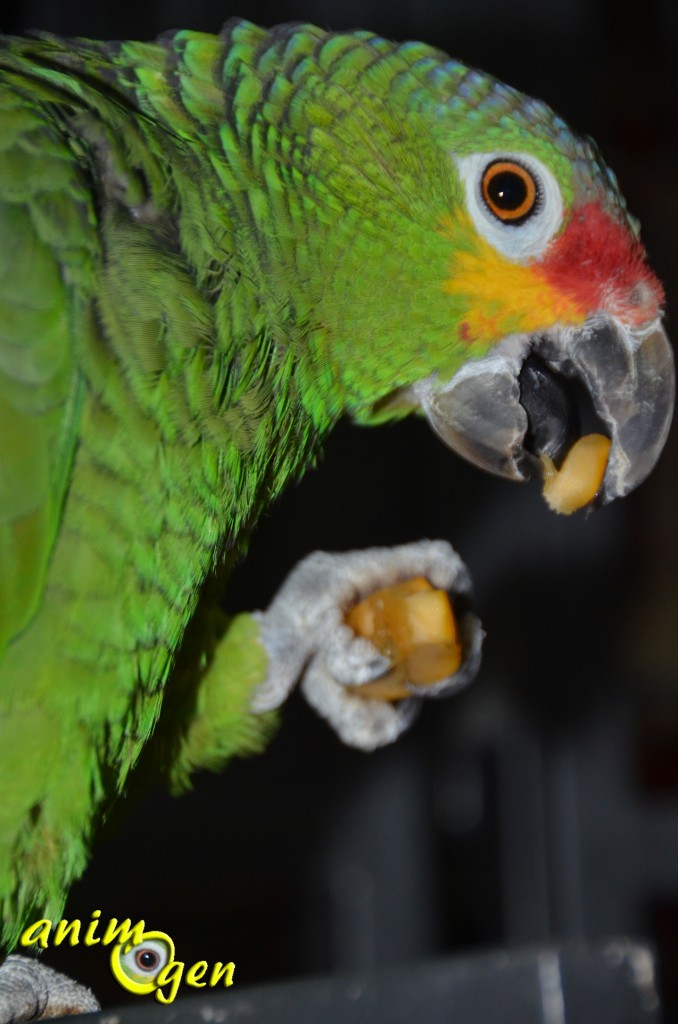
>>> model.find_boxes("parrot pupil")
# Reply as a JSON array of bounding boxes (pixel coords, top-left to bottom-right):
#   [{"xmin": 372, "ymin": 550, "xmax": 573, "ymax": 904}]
[
  {"xmin": 480, "ymin": 160, "xmax": 538, "ymax": 224},
  {"xmin": 488, "ymin": 171, "xmax": 526, "ymax": 212}
]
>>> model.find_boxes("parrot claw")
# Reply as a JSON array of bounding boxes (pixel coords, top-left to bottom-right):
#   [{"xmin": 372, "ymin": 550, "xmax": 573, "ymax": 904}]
[
  {"xmin": 299, "ymin": 659, "xmax": 421, "ymax": 749},
  {"xmin": 324, "ymin": 631, "xmax": 391, "ymax": 686},
  {"xmin": 0, "ymin": 955, "xmax": 99, "ymax": 1023},
  {"xmin": 250, "ymin": 540, "xmax": 482, "ymax": 750}
]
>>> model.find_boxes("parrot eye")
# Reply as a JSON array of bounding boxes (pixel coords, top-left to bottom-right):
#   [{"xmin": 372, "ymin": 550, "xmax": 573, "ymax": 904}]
[
  {"xmin": 481, "ymin": 160, "xmax": 539, "ymax": 224},
  {"xmin": 455, "ymin": 151, "xmax": 564, "ymax": 261}
]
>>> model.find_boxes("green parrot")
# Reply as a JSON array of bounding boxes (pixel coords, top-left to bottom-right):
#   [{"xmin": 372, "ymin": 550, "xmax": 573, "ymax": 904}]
[{"xmin": 0, "ymin": 16, "xmax": 673, "ymax": 1017}]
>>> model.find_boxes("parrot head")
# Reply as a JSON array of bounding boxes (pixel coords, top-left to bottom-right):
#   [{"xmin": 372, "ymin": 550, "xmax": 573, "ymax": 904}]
[
  {"xmin": 410, "ymin": 134, "xmax": 674, "ymax": 506},
  {"xmin": 289, "ymin": 28, "xmax": 674, "ymax": 509}
]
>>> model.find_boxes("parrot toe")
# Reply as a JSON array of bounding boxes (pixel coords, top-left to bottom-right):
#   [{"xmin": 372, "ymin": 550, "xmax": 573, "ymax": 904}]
[{"xmin": 0, "ymin": 955, "xmax": 99, "ymax": 1023}]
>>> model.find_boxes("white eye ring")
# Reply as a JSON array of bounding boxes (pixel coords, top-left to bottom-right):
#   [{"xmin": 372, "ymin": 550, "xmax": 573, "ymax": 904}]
[{"xmin": 455, "ymin": 151, "xmax": 564, "ymax": 262}]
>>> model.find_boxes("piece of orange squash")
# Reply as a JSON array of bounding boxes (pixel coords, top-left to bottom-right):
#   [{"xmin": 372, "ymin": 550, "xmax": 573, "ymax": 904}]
[{"xmin": 345, "ymin": 577, "xmax": 461, "ymax": 701}]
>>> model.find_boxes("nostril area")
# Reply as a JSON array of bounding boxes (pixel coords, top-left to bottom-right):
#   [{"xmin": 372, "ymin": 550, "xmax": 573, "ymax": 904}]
[{"xmin": 628, "ymin": 280, "xmax": 655, "ymax": 309}]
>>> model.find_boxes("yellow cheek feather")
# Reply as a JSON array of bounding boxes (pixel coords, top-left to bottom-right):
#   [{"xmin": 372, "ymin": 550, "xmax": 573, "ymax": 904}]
[{"xmin": 439, "ymin": 214, "xmax": 587, "ymax": 345}]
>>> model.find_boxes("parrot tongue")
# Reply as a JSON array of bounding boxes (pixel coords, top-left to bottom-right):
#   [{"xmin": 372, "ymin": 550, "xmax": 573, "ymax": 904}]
[{"xmin": 411, "ymin": 315, "xmax": 674, "ymax": 508}]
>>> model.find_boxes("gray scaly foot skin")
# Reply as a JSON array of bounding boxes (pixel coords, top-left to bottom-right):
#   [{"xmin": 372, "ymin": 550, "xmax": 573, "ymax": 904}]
[
  {"xmin": 251, "ymin": 539, "xmax": 484, "ymax": 750},
  {"xmin": 0, "ymin": 956, "xmax": 99, "ymax": 1022}
]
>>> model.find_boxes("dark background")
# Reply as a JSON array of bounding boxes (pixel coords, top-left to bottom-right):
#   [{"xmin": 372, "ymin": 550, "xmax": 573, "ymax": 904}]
[{"xmin": 3, "ymin": 0, "xmax": 678, "ymax": 1017}]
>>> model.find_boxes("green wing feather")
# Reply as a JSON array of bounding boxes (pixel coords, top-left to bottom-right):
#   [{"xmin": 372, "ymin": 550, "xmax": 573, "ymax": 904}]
[
  {"xmin": 0, "ymin": 82, "xmax": 92, "ymax": 654},
  {"xmin": 0, "ymin": 58, "xmax": 110, "ymax": 942}
]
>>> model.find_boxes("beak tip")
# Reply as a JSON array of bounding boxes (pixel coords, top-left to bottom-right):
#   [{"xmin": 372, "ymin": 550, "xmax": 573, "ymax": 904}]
[{"xmin": 598, "ymin": 320, "xmax": 675, "ymax": 503}]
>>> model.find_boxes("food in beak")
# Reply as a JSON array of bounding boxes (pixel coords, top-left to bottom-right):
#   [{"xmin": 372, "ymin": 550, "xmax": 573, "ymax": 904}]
[{"xmin": 540, "ymin": 433, "xmax": 612, "ymax": 514}]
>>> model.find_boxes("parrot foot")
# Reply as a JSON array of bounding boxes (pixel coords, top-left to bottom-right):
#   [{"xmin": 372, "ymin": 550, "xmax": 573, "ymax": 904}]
[
  {"xmin": 0, "ymin": 955, "xmax": 99, "ymax": 1023},
  {"xmin": 251, "ymin": 539, "xmax": 483, "ymax": 750}
]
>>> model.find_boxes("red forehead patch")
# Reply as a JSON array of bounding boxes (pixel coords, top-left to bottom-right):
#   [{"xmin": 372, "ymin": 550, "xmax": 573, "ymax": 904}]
[{"xmin": 539, "ymin": 202, "xmax": 664, "ymax": 327}]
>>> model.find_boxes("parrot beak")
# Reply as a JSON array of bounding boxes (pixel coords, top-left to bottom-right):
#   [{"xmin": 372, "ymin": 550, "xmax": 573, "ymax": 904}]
[{"xmin": 411, "ymin": 315, "xmax": 674, "ymax": 506}]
